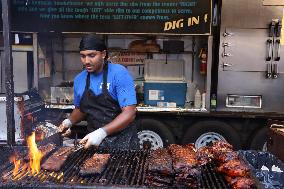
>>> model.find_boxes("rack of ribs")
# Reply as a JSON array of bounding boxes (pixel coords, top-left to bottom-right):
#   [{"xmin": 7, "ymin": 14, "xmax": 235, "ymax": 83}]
[
  {"xmin": 217, "ymin": 159, "xmax": 250, "ymax": 177},
  {"xmin": 168, "ymin": 144, "xmax": 200, "ymax": 189},
  {"xmin": 196, "ymin": 146, "xmax": 214, "ymax": 165},
  {"xmin": 24, "ymin": 143, "xmax": 56, "ymax": 161},
  {"xmin": 79, "ymin": 153, "xmax": 110, "ymax": 176},
  {"xmin": 145, "ymin": 148, "xmax": 173, "ymax": 187},
  {"xmin": 211, "ymin": 141, "xmax": 255, "ymax": 189},
  {"xmin": 41, "ymin": 146, "xmax": 74, "ymax": 171}
]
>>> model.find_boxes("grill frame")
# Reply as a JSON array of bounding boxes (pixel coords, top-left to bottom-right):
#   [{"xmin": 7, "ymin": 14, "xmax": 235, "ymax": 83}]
[
  {"xmin": 0, "ymin": 147, "xmax": 264, "ymax": 189},
  {"xmin": 1, "ymin": 148, "xmax": 149, "ymax": 189}
]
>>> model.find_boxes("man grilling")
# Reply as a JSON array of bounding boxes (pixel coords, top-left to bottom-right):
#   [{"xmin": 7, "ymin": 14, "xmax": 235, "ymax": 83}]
[{"xmin": 58, "ymin": 35, "xmax": 139, "ymax": 150}]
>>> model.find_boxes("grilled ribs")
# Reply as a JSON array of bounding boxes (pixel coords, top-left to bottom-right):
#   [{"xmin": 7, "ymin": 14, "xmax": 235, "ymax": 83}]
[
  {"xmin": 212, "ymin": 140, "xmax": 233, "ymax": 150},
  {"xmin": 168, "ymin": 144, "xmax": 200, "ymax": 189},
  {"xmin": 38, "ymin": 143, "xmax": 57, "ymax": 156},
  {"xmin": 41, "ymin": 147, "xmax": 74, "ymax": 171},
  {"xmin": 232, "ymin": 177, "xmax": 255, "ymax": 189},
  {"xmin": 145, "ymin": 175, "xmax": 173, "ymax": 187},
  {"xmin": 217, "ymin": 159, "xmax": 250, "ymax": 177},
  {"xmin": 225, "ymin": 176, "xmax": 255, "ymax": 189},
  {"xmin": 145, "ymin": 148, "xmax": 174, "ymax": 187},
  {"xmin": 211, "ymin": 141, "xmax": 255, "ymax": 188},
  {"xmin": 80, "ymin": 153, "xmax": 110, "ymax": 175},
  {"xmin": 168, "ymin": 144, "xmax": 199, "ymax": 173},
  {"xmin": 215, "ymin": 151, "xmax": 239, "ymax": 164},
  {"xmin": 196, "ymin": 146, "xmax": 214, "ymax": 165},
  {"xmin": 147, "ymin": 148, "xmax": 173, "ymax": 175},
  {"xmin": 211, "ymin": 140, "xmax": 234, "ymax": 158},
  {"xmin": 24, "ymin": 143, "xmax": 56, "ymax": 161}
]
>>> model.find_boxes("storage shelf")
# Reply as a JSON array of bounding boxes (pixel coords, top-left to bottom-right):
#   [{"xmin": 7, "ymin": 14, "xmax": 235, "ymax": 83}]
[
  {"xmin": 109, "ymin": 49, "xmax": 193, "ymax": 54},
  {"xmin": 55, "ymin": 49, "xmax": 193, "ymax": 54}
]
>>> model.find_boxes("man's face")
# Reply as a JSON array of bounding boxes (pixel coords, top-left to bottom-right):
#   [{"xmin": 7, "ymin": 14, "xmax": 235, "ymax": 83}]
[{"xmin": 80, "ymin": 50, "xmax": 106, "ymax": 73}]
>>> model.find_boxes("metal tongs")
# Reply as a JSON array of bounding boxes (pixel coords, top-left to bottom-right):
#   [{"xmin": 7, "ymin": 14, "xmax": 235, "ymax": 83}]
[
  {"xmin": 74, "ymin": 132, "xmax": 85, "ymax": 152},
  {"xmin": 56, "ymin": 148, "xmax": 73, "ymax": 157}
]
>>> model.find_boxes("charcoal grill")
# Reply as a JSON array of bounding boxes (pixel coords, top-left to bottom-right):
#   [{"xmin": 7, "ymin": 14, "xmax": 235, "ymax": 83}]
[{"xmin": 0, "ymin": 147, "xmax": 263, "ymax": 189}]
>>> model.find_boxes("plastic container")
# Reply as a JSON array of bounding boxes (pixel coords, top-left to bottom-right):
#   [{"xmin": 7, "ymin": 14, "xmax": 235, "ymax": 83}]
[
  {"xmin": 194, "ymin": 89, "xmax": 201, "ymax": 109},
  {"xmin": 210, "ymin": 93, "xmax": 217, "ymax": 110},
  {"xmin": 143, "ymin": 81, "xmax": 187, "ymax": 107},
  {"xmin": 202, "ymin": 92, "xmax": 206, "ymax": 109}
]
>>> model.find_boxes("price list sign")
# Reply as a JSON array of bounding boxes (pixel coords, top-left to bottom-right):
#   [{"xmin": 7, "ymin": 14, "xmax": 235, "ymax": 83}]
[{"xmin": 10, "ymin": 0, "xmax": 211, "ymax": 35}]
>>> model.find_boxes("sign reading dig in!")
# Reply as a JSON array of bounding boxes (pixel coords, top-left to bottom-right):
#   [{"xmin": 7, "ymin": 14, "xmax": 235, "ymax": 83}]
[
  {"xmin": 10, "ymin": 0, "xmax": 211, "ymax": 35},
  {"xmin": 164, "ymin": 14, "xmax": 209, "ymax": 31}
]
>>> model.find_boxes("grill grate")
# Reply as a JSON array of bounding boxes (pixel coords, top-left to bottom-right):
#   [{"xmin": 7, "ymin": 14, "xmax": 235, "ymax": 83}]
[
  {"xmin": 0, "ymin": 148, "xmax": 261, "ymax": 189},
  {"xmin": 200, "ymin": 164, "xmax": 228, "ymax": 189},
  {"xmin": 1, "ymin": 148, "xmax": 149, "ymax": 188}
]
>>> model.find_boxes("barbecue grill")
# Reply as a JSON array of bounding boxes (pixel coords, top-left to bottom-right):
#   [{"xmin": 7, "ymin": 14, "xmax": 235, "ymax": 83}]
[
  {"xmin": 0, "ymin": 147, "xmax": 263, "ymax": 189},
  {"xmin": 0, "ymin": 89, "xmax": 264, "ymax": 189},
  {"xmin": 0, "ymin": 89, "xmax": 265, "ymax": 189}
]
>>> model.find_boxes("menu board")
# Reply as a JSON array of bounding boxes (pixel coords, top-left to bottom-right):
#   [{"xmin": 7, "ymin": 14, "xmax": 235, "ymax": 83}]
[{"xmin": 9, "ymin": 0, "xmax": 211, "ymax": 35}]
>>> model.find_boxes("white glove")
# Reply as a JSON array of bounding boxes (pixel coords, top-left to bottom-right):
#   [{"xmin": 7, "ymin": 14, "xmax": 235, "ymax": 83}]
[
  {"xmin": 58, "ymin": 118, "xmax": 72, "ymax": 134},
  {"xmin": 80, "ymin": 128, "xmax": 108, "ymax": 148},
  {"xmin": 62, "ymin": 119, "xmax": 72, "ymax": 128}
]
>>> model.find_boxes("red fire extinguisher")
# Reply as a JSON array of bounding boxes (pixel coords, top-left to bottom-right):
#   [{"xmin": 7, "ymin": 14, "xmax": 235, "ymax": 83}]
[{"xmin": 199, "ymin": 48, "xmax": 207, "ymax": 75}]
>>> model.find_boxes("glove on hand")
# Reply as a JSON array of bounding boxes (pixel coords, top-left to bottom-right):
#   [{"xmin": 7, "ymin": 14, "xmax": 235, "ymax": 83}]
[
  {"xmin": 58, "ymin": 118, "xmax": 72, "ymax": 134},
  {"xmin": 80, "ymin": 128, "xmax": 107, "ymax": 149}
]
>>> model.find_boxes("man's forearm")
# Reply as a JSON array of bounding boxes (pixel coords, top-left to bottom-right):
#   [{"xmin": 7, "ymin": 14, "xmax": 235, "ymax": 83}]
[{"xmin": 68, "ymin": 108, "xmax": 86, "ymax": 125}]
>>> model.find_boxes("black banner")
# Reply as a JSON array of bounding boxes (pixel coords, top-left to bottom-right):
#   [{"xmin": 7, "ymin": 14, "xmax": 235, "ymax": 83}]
[{"xmin": 10, "ymin": 0, "xmax": 211, "ymax": 35}]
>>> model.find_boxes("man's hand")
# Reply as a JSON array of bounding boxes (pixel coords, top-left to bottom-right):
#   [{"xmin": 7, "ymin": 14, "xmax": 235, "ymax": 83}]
[
  {"xmin": 80, "ymin": 128, "xmax": 107, "ymax": 149},
  {"xmin": 58, "ymin": 119, "xmax": 72, "ymax": 137}
]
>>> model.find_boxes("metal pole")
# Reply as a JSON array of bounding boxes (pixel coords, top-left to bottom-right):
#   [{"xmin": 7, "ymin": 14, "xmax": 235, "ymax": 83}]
[
  {"xmin": 2, "ymin": 0, "xmax": 15, "ymax": 145},
  {"xmin": 191, "ymin": 36, "xmax": 196, "ymax": 83}
]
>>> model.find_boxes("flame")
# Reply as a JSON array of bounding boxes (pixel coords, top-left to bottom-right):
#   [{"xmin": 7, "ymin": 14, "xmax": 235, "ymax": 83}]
[
  {"xmin": 9, "ymin": 132, "xmax": 43, "ymax": 177},
  {"xmin": 9, "ymin": 155, "xmax": 21, "ymax": 177},
  {"xmin": 27, "ymin": 132, "xmax": 43, "ymax": 174}
]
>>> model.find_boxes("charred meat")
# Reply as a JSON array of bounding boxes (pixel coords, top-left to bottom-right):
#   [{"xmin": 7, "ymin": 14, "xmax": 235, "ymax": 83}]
[
  {"xmin": 211, "ymin": 140, "xmax": 234, "ymax": 158},
  {"xmin": 80, "ymin": 153, "xmax": 110, "ymax": 176},
  {"xmin": 232, "ymin": 177, "xmax": 255, "ymax": 189},
  {"xmin": 145, "ymin": 148, "xmax": 173, "ymax": 187},
  {"xmin": 147, "ymin": 148, "xmax": 173, "ymax": 175},
  {"xmin": 211, "ymin": 141, "xmax": 255, "ymax": 188},
  {"xmin": 212, "ymin": 140, "xmax": 233, "ymax": 151},
  {"xmin": 168, "ymin": 144, "xmax": 200, "ymax": 189},
  {"xmin": 217, "ymin": 159, "xmax": 250, "ymax": 177},
  {"xmin": 215, "ymin": 151, "xmax": 239, "ymax": 164},
  {"xmin": 225, "ymin": 176, "xmax": 255, "ymax": 189},
  {"xmin": 24, "ymin": 143, "xmax": 56, "ymax": 161},
  {"xmin": 168, "ymin": 144, "xmax": 199, "ymax": 173},
  {"xmin": 41, "ymin": 147, "xmax": 74, "ymax": 171},
  {"xmin": 196, "ymin": 146, "xmax": 214, "ymax": 165}
]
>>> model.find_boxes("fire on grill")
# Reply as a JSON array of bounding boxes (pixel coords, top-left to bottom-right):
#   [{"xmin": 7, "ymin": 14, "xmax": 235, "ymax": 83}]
[
  {"xmin": 0, "ymin": 139, "xmax": 263, "ymax": 189},
  {"xmin": 6, "ymin": 132, "xmax": 44, "ymax": 177}
]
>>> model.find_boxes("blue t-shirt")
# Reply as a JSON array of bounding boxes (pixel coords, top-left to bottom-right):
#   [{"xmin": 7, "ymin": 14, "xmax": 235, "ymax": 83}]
[{"xmin": 73, "ymin": 63, "xmax": 137, "ymax": 108}]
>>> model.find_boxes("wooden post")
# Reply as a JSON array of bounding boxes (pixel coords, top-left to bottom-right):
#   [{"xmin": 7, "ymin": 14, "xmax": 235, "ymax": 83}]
[{"xmin": 2, "ymin": 0, "xmax": 15, "ymax": 145}]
